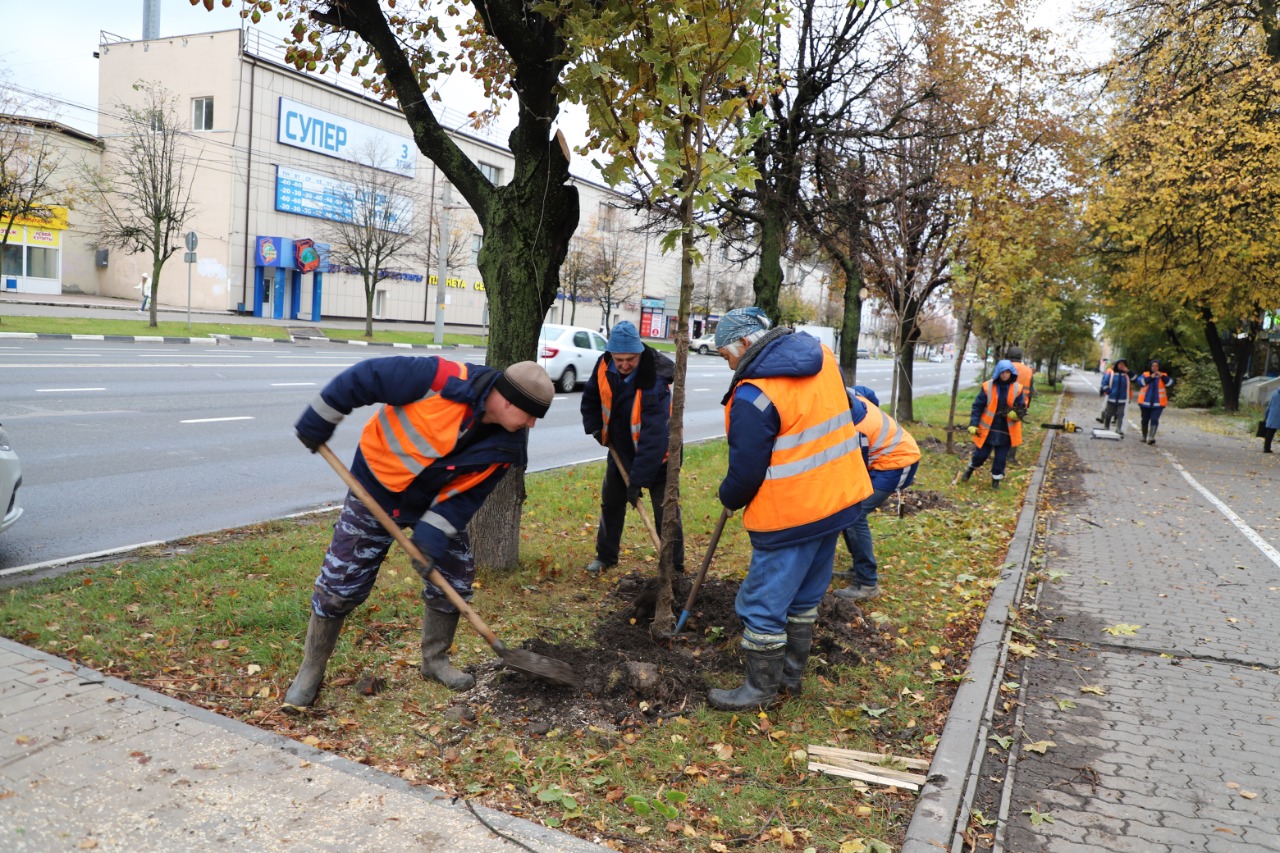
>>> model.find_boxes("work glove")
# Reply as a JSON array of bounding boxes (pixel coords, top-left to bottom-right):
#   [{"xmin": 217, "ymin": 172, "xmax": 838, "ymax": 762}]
[
  {"xmin": 295, "ymin": 404, "xmax": 340, "ymax": 453},
  {"xmin": 1007, "ymin": 410, "xmax": 1020, "ymax": 423},
  {"xmin": 626, "ymin": 483, "xmax": 643, "ymax": 506},
  {"xmin": 1099, "ymin": 388, "xmax": 1106, "ymax": 397},
  {"xmin": 296, "ymin": 429, "xmax": 324, "ymax": 453},
  {"xmin": 968, "ymin": 425, "xmax": 979, "ymax": 436},
  {"xmin": 409, "ymin": 557, "xmax": 434, "ymax": 583},
  {"xmin": 594, "ymin": 429, "xmax": 607, "ymax": 447}
]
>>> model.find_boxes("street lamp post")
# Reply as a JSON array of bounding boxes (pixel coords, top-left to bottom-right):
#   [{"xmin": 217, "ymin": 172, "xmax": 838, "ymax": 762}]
[
  {"xmin": 559, "ymin": 289, "xmax": 566, "ymax": 323},
  {"xmin": 432, "ymin": 184, "xmax": 451, "ymax": 346}
]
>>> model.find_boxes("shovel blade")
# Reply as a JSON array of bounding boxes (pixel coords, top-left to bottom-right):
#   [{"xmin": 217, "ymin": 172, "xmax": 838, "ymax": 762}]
[{"xmin": 498, "ymin": 647, "xmax": 580, "ymax": 688}]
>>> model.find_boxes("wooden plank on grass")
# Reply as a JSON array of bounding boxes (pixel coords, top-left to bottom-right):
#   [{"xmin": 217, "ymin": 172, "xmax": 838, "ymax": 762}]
[
  {"xmin": 807, "ymin": 745, "xmax": 930, "ymax": 771},
  {"xmin": 807, "ymin": 761, "xmax": 922, "ymax": 792},
  {"xmin": 806, "ymin": 745, "xmax": 929, "ymax": 789}
]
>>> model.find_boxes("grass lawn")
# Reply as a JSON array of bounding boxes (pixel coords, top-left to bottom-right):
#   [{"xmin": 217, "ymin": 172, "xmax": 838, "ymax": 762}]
[{"xmin": 0, "ymin": 389, "xmax": 1051, "ymax": 852}]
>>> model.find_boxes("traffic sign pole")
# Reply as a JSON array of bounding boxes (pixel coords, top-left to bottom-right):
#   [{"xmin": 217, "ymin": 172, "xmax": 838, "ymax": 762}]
[{"xmin": 184, "ymin": 232, "xmax": 198, "ymax": 330}]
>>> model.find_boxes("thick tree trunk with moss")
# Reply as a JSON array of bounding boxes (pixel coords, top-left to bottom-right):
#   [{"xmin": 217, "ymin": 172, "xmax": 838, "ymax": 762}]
[{"xmin": 752, "ymin": 212, "xmax": 785, "ymax": 321}]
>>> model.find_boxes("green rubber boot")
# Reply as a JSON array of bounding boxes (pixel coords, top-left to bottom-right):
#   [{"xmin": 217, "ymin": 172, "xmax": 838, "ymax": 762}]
[
  {"xmin": 421, "ymin": 609, "xmax": 475, "ymax": 691},
  {"xmin": 708, "ymin": 647, "xmax": 785, "ymax": 711},
  {"xmin": 283, "ymin": 613, "xmax": 346, "ymax": 708},
  {"xmin": 779, "ymin": 622, "xmax": 814, "ymax": 696}
]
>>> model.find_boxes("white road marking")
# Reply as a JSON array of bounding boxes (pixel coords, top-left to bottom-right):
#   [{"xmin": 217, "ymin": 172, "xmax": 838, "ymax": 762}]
[
  {"xmin": 180, "ymin": 416, "xmax": 255, "ymax": 424},
  {"xmin": 271, "ymin": 382, "xmax": 317, "ymax": 387},
  {"xmin": 1160, "ymin": 449, "xmax": 1280, "ymax": 569},
  {"xmin": 36, "ymin": 387, "xmax": 105, "ymax": 393}
]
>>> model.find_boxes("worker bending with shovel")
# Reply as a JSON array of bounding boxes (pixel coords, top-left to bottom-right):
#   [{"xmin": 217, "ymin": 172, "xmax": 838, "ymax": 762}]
[
  {"xmin": 580, "ymin": 320, "xmax": 684, "ymax": 576},
  {"xmin": 286, "ymin": 357, "xmax": 554, "ymax": 707},
  {"xmin": 710, "ymin": 308, "xmax": 872, "ymax": 711}
]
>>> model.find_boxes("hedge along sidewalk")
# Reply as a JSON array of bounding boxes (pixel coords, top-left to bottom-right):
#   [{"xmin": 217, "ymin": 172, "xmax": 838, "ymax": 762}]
[{"xmin": 902, "ymin": 394, "xmax": 1063, "ymax": 852}]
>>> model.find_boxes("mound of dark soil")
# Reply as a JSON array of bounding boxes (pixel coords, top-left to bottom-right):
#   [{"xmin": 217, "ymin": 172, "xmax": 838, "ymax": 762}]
[
  {"xmin": 455, "ymin": 571, "xmax": 894, "ymax": 736},
  {"xmin": 884, "ymin": 488, "xmax": 955, "ymax": 517}
]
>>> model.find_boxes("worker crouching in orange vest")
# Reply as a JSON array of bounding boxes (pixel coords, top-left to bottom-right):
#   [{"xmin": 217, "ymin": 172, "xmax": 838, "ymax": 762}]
[
  {"xmin": 709, "ymin": 308, "xmax": 872, "ymax": 710},
  {"xmin": 958, "ymin": 359, "xmax": 1026, "ymax": 489}
]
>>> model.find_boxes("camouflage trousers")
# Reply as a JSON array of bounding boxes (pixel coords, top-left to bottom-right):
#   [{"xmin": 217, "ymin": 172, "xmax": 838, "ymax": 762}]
[{"xmin": 310, "ymin": 491, "xmax": 475, "ymax": 618}]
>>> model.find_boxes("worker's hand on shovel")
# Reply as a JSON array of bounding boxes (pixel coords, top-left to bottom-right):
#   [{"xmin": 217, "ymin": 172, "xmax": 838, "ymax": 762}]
[
  {"xmin": 410, "ymin": 557, "xmax": 434, "ymax": 583},
  {"xmin": 626, "ymin": 483, "xmax": 643, "ymax": 507}
]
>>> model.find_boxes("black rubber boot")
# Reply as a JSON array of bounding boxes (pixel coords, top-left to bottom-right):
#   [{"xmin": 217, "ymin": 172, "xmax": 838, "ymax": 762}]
[
  {"xmin": 421, "ymin": 609, "xmax": 475, "ymax": 691},
  {"xmin": 1148, "ymin": 424, "xmax": 1158, "ymax": 446},
  {"xmin": 992, "ymin": 477, "xmax": 1002, "ymax": 490},
  {"xmin": 283, "ymin": 613, "xmax": 346, "ymax": 708},
  {"xmin": 708, "ymin": 647, "xmax": 785, "ymax": 711},
  {"xmin": 779, "ymin": 622, "xmax": 814, "ymax": 696},
  {"xmin": 957, "ymin": 465, "xmax": 975, "ymax": 484},
  {"xmin": 1141, "ymin": 424, "xmax": 1148, "ymax": 442}
]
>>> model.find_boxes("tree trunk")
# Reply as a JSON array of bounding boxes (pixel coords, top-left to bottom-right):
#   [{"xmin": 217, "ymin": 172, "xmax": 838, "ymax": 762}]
[
  {"xmin": 838, "ymin": 255, "xmax": 864, "ymax": 385},
  {"xmin": 752, "ymin": 212, "xmax": 785, "ymax": 322},
  {"xmin": 467, "ymin": 465, "xmax": 527, "ymax": 570}
]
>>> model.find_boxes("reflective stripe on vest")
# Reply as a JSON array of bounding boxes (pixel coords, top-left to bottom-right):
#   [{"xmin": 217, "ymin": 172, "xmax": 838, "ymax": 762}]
[
  {"xmin": 727, "ymin": 349, "xmax": 872, "ymax": 533},
  {"xmin": 1140, "ymin": 373, "xmax": 1168, "ymax": 407},
  {"xmin": 359, "ymin": 361, "xmax": 472, "ymax": 493},
  {"xmin": 1104, "ymin": 369, "xmax": 1131, "ymax": 401},
  {"xmin": 596, "ymin": 359, "xmax": 643, "ymax": 444},
  {"xmin": 855, "ymin": 395, "xmax": 921, "ymax": 471},
  {"xmin": 973, "ymin": 380, "xmax": 1024, "ymax": 449}
]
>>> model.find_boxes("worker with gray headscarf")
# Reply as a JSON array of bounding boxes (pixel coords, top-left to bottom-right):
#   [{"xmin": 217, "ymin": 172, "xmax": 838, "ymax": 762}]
[{"xmin": 708, "ymin": 307, "xmax": 873, "ymax": 710}]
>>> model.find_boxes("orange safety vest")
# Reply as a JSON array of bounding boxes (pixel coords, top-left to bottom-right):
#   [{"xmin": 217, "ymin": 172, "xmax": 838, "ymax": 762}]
[
  {"xmin": 1013, "ymin": 362, "xmax": 1033, "ymax": 405},
  {"xmin": 726, "ymin": 349, "xmax": 872, "ymax": 533},
  {"xmin": 973, "ymin": 380, "xmax": 1024, "ymax": 449},
  {"xmin": 1139, "ymin": 372, "xmax": 1169, "ymax": 407},
  {"xmin": 854, "ymin": 395, "xmax": 921, "ymax": 471},
  {"xmin": 595, "ymin": 359, "xmax": 642, "ymax": 446},
  {"xmin": 358, "ymin": 361, "xmax": 499, "ymax": 500}
]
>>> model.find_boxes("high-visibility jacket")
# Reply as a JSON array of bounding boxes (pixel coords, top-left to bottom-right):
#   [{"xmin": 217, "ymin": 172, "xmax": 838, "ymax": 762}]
[
  {"xmin": 596, "ymin": 359, "xmax": 644, "ymax": 446},
  {"xmin": 1137, "ymin": 372, "xmax": 1169, "ymax": 407},
  {"xmin": 1013, "ymin": 361, "xmax": 1034, "ymax": 406},
  {"xmin": 973, "ymin": 380, "xmax": 1025, "ymax": 449},
  {"xmin": 727, "ymin": 348, "xmax": 871, "ymax": 533},
  {"xmin": 854, "ymin": 394, "xmax": 921, "ymax": 471},
  {"xmin": 1102, "ymin": 369, "xmax": 1131, "ymax": 403},
  {"xmin": 359, "ymin": 361, "xmax": 496, "ymax": 502},
  {"xmin": 583, "ymin": 350, "xmax": 674, "ymax": 487}
]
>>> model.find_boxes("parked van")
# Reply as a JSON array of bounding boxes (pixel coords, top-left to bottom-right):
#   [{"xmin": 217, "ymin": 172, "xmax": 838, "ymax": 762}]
[{"xmin": 794, "ymin": 324, "xmax": 838, "ymax": 352}]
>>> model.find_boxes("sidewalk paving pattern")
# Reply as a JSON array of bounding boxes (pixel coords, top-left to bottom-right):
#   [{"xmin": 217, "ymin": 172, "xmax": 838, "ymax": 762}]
[
  {"xmin": 5, "ymin": 297, "xmax": 1280, "ymax": 851},
  {"xmin": 994, "ymin": 384, "xmax": 1280, "ymax": 851}
]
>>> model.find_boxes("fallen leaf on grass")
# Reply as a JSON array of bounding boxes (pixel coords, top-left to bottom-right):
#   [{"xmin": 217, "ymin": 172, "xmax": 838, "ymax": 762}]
[{"xmin": 210, "ymin": 639, "xmax": 230, "ymax": 650}]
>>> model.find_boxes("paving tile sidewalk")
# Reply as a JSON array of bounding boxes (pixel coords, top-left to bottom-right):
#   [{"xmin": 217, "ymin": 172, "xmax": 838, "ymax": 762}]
[
  {"xmin": 0, "ymin": 637, "xmax": 607, "ymax": 852},
  {"xmin": 992, "ymin": 379, "xmax": 1280, "ymax": 851}
]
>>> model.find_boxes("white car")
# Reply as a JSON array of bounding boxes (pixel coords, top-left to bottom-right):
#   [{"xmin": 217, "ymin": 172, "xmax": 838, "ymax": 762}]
[
  {"xmin": 538, "ymin": 324, "xmax": 608, "ymax": 392},
  {"xmin": 928, "ymin": 354, "xmax": 944, "ymax": 363},
  {"xmin": 0, "ymin": 422, "xmax": 22, "ymax": 535},
  {"xmin": 692, "ymin": 332, "xmax": 717, "ymax": 354}
]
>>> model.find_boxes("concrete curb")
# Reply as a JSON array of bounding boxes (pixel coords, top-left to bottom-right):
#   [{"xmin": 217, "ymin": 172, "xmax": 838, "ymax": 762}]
[
  {"xmin": 0, "ymin": 331, "xmax": 454, "ymax": 349},
  {"xmin": 0, "ymin": 635, "xmax": 609, "ymax": 852},
  {"xmin": 901, "ymin": 398, "xmax": 1061, "ymax": 852}
]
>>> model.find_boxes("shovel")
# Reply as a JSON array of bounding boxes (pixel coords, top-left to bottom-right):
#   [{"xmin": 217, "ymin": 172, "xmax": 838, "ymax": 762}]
[
  {"xmin": 608, "ymin": 446, "xmax": 663, "ymax": 553},
  {"xmin": 316, "ymin": 444, "xmax": 579, "ymax": 688},
  {"xmin": 674, "ymin": 506, "xmax": 731, "ymax": 633}
]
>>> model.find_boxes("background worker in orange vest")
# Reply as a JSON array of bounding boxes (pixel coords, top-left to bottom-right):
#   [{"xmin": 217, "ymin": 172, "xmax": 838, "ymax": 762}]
[
  {"xmin": 286, "ymin": 357, "xmax": 554, "ymax": 707},
  {"xmin": 833, "ymin": 385, "xmax": 921, "ymax": 602},
  {"xmin": 580, "ymin": 320, "xmax": 684, "ymax": 576},
  {"xmin": 958, "ymin": 359, "xmax": 1027, "ymax": 489},
  {"xmin": 1005, "ymin": 346, "xmax": 1034, "ymax": 464},
  {"xmin": 1135, "ymin": 359, "xmax": 1175, "ymax": 444},
  {"xmin": 710, "ymin": 308, "xmax": 872, "ymax": 710}
]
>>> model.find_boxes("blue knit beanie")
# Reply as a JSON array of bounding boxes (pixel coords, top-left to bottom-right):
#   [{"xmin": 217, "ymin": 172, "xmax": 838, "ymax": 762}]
[
  {"xmin": 606, "ymin": 321, "xmax": 644, "ymax": 354},
  {"xmin": 714, "ymin": 306, "xmax": 772, "ymax": 348}
]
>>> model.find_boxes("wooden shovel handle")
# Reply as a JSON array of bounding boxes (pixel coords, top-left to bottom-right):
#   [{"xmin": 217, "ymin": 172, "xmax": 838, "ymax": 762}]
[
  {"xmin": 608, "ymin": 446, "xmax": 664, "ymax": 553},
  {"xmin": 682, "ymin": 506, "xmax": 731, "ymax": 617},
  {"xmin": 316, "ymin": 444, "xmax": 501, "ymax": 650}
]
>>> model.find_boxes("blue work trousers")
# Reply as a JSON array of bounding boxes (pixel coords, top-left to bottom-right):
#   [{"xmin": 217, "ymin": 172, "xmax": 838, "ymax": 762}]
[
  {"xmin": 841, "ymin": 463, "xmax": 918, "ymax": 587},
  {"xmin": 736, "ymin": 531, "xmax": 841, "ymax": 650},
  {"xmin": 969, "ymin": 442, "xmax": 1011, "ymax": 480},
  {"xmin": 310, "ymin": 491, "xmax": 475, "ymax": 618}
]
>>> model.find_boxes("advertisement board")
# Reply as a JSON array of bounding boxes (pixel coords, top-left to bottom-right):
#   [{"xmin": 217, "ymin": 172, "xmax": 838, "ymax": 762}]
[
  {"xmin": 277, "ymin": 97, "xmax": 416, "ymax": 177},
  {"xmin": 275, "ymin": 166, "xmax": 413, "ymax": 233}
]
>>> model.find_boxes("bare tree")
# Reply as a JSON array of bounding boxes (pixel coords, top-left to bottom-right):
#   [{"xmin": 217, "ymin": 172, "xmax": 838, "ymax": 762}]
[
  {"xmin": 583, "ymin": 223, "xmax": 642, "ymax": 330},
  {"xmin": 80, "ymin": 82, "xmax": 196, "ymax": 327},
  {"xmin": 558, "ymin": 236, "xmax": 594, "ymax": 326},
  {"xmin": 0, "ymin": 77, "xmax": 67, "ymax": 297},
  {"xmin": 319, "ymin": 143, "xmax": 423, "ymax": 337}
]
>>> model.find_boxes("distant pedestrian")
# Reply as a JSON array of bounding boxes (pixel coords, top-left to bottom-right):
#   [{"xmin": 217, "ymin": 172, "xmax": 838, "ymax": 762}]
[
  {"xmin": 1098, "ymin": 357, "xmax": 1132, "ymax": 436},
  {"xmin": 1134, "ymin": 360, "xmax": 1174, "ymax": 445},
  {"xmin": 958, "ymin": 359, "xmax": 1026, "ymax": 489},
  {"xmin": 1263, "ymin": 386, "xmax": 1280, "ymax": 454},
  {"xmin": 136, "ymin": 274, "xmax": 150, "ymax": 312}
]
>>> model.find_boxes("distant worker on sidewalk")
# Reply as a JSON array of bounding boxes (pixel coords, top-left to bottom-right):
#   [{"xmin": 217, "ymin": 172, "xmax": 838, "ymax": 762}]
[
  {"xmin": 1006, "ymin": 346, "xmax": 1034, "ymax": 464},
  {"xmin": 1262, "ymin": 385, "xmax": 1280, "ymax": 454},
  {"xmin": 135, "ymin": 273, "xmax": 150, "ymax": 312},
  {"xmin": 958, "ymin": 359, "xmax": 1026, "ymax": 489},
  {"xmin": 285, "ymin": 356, "xmax": 554, "ymax": 707},
  {"xmin": 579, "ymin": 320, "xmax": 684, "ymax": 576},
  {"xmin": 833, "ymin": 385, "xmax": 920, "ymax": 602},
  {"xmin": 1098, "ymin": 357, "xmax": 1132, "ymax": 436},
  {"xmin": 1134, "ymin": 360, "xmax": 1174, "ymax": 445},
  {"xmin": 710, "ymin": 307, "xmax": 872, "ymax": 710}
]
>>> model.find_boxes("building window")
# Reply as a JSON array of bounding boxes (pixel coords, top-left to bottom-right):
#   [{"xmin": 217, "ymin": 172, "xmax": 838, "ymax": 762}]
[
  {"xmin": 598, "ymin": 201, "xmax": 616, "ymax": 231},
  {"xmin": 192, "ymin": 97, "xmax": 214, "ymax": 131},
  {"xmin": 477, "ymin": 162, "xmax": 502, "ymax": 184},
  {"xmin": 25, "ymin": 246, "xmax": 57, "ymax": 279},
  {"xmin": 2, "ymin": 244, "xmax": 23, "ymax": 277},
  {"xmin": 470, "ymin": 234, "xmax": 483, "ymax": 267}
]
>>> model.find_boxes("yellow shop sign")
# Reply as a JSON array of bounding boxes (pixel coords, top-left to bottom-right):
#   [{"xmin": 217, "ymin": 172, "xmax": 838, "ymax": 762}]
[{"xmin": 2, "ymin": 205, "xmax": 69, "ymax": 230}]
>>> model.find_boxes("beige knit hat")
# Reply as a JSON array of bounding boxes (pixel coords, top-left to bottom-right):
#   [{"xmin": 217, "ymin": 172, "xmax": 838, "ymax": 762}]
[{"xmin": 494, "ymin": 361, "xmax": 554, "ymax": 417}]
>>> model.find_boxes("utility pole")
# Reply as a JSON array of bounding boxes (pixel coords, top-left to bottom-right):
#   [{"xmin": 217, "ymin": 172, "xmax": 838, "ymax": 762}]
[{"xmin": 433, "ymin": 184, "xmax": 450, "ymax": 345}]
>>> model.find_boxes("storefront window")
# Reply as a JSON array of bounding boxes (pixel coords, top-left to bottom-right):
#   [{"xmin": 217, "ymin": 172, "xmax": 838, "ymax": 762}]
[
  {"xmin": 26, "ymin": 246, "xmax": 57, "ymax": 279},
  {"xmin": 1, "ymin": 245, "xmax": 22, "ymax": 278}
]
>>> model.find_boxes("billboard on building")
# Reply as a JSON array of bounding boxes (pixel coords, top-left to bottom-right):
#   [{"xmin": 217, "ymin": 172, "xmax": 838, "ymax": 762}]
[
  {"xmin": 275, "ymin": 166, "xmax": 413, "ymax": 233},
  {"xmin": 277, "ymin": 97, "xmax": 416, "ymax": 177}
]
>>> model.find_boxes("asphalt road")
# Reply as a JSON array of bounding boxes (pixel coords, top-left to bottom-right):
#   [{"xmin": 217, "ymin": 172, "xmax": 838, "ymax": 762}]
[{"xmin": 0, "ymin": 338, "xmax": 979, "ymax": 575}]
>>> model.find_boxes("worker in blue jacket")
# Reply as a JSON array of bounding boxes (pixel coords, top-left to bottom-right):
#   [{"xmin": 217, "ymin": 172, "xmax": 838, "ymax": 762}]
[
  {"xmin": 957, "ymin": 360, "xmax": 1026, "ymax": 489},
  {"xmin": 286, "ymin": 357, "xmax": 554, "ymax": 707},
  {"xmin": 1099, "ymin": 357, "xmax": 1132, "ymax": 435}
]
